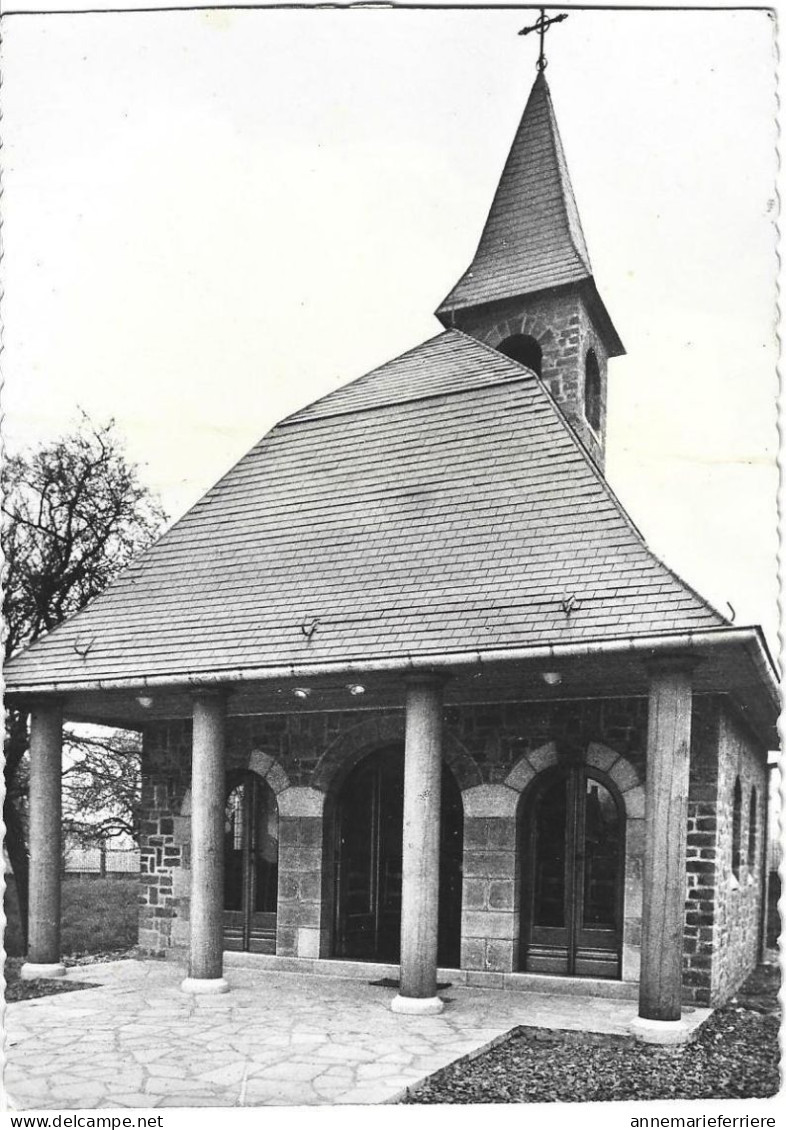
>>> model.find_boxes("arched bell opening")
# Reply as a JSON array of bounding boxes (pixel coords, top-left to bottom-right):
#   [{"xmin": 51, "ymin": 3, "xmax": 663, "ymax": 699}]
[
  {"xmin": 332, "ymin": 744, "xmax": 463, "ymax": 966},
  {"xmin": 518, "ymin": 765, "xmax": 625, "ymax": 978},
  {"xmin": 584, "ymin": 348, "xmax": 602, "ymax": 433},
  {"xmin": 497, "ymin": 333, "xmax": 543, "ymax": 376},
  {"xmin": 223, "ymin": 769, "xmax": 279, "ymax": 953}
]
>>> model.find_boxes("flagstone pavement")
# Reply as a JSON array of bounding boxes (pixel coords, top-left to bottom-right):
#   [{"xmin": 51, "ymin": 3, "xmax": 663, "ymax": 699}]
[{"xmin": 3, "ymin": 959, "xmax": 706, "ymax": 1109}]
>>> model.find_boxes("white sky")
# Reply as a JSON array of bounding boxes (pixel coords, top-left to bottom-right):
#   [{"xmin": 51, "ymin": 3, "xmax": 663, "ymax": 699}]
[{"xmin": 1, "ymin": 5, "xmax": 780, "ymax": 657}]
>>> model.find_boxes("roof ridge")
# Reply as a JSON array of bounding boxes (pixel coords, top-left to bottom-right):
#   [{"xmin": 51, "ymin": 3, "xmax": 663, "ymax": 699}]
[
  {"xmin": 458, "ymin": 328, "xmax": 729, "ymax": 628},
  {"xmin": 451, "ymin": 325, "xmax": 539, "ymax": 376},
  {"xmin": 277, "ymin": 331, "xmax": 448, "ymax": 425},
  {"xmin": 278, "ymin": 329, "xmax": 533, "ymax": 425},
  {"xmin": 278, "ymin": 371, "xmax": 527, "ymax": 426}
]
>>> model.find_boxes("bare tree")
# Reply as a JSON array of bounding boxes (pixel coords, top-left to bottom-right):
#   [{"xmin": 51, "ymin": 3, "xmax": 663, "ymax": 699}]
[
  {"xmin": 62, "ymin": 729, "xmax": 142, "ymax": 847},
  {"xmin": 3, "ymin": 415, "xmax": 166, "ymax": 940}
]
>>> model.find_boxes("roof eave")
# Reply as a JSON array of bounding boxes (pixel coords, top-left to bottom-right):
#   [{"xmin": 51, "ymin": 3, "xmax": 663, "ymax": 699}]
[
  {"xmin": 435, "ymin": 277, "xmax": 624, "ymax": 359},
  {"xmin": 579, "ymin": 278, "xmax": 625, "ymax": 358},
  {"xmin": 5, "ymin": 624, "xmax": 778, "ymax": 700},
  {"xmin": 435, "ymin": 278, "xmax": 580, "ymax": 327}
]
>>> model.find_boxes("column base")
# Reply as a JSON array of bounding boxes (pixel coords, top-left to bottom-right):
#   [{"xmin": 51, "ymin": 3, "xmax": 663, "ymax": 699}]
[
  {"xmin": 629, "ymin": 1016, "xmax": 693, "ymax": 1045},
  {"xmin": 180, "ymin": 976, "xmax": 230, "ymax": 995},
  {"xmin": 390, "ymin": 993, "xmax": 444, "ymax": 1015},
  {"xmin": 20, "ymin": 962, "xmax": 67, "ymax": 980}
]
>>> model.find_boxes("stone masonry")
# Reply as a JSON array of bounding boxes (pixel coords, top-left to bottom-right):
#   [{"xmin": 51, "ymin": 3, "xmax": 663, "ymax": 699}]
[
  {"xmin": 452, "ymin": 288, "xmax": 609, "ymax": 468},
  {"xmin": 682, "ymin": 697, "xmax": 768, "ymax": 1005},
  {"xmin": 138, "ymin": 693, "xmax": 767, "ymax": 1005},
  {"xmin": 712, "ymin": 703, "xmax": 767, "ymax": 1004}
]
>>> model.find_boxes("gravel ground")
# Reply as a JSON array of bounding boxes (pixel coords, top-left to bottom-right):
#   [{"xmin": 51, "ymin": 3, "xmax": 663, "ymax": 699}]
[
  {"xmin": 402, "ymin": 963, "xmax": 781, "ymax": 1103},
  {"xmin": 3, "ymin": 951, "xmax": 135, "ymax": 1003}
]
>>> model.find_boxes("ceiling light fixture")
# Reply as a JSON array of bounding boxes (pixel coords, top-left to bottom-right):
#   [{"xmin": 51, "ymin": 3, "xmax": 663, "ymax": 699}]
[
  {"xmin": 347, "ymin": 684, "xmax": 366, "ymax": 696},
  {"xmin": 541, "ymin": 671, "xmax": 562, "ymax": 687},
  {"xmin": 293, "ymin": 687, "xmax": 311, "ymax": 700},
  {"xmin": 136, "ymin": 694, "xmax": 154, "ymax": 709}
]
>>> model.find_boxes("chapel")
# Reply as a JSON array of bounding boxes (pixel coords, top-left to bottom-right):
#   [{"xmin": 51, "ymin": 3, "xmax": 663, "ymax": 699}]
[{"xmin": 5, "ymin": 37, "xmax": 779, "ymax": 1042}]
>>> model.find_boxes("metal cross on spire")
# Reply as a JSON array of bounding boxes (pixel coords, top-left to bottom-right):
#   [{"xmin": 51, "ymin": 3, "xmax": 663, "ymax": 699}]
[{"xmin": 518, "ymin": 8, "xmax": 568, "ymax": 73}]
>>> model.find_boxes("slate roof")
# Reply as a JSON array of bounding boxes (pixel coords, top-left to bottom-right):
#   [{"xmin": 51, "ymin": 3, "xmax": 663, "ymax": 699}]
[
  {"xmin": 437, "ymin": 72, "xmax": 597, "ymax": 318},
  {"xmin": 4, "ymin": 330, "xmax": 726, "ymax": 691}
]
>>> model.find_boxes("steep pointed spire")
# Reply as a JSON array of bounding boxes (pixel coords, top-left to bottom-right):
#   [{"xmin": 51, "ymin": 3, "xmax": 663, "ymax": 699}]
[{"xmin": 437, "ymin": 72, "xmax": 598, "ymax": 319}]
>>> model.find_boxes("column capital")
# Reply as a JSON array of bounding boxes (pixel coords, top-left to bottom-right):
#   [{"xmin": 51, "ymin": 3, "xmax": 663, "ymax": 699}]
[
  {"xmin": 189, "ymin": 684, "xmax": 232, "ymax": 705},
  {"xmin": 22, "ymin": 695, "xmax": 66, "ymax": 712},
  {"xmin": 404, "ymin": 670, "xmax": 448, "ymax": 689},
  {"xmin": 642, "ymin": 652, "xmax": 701, "ymax": 679}
]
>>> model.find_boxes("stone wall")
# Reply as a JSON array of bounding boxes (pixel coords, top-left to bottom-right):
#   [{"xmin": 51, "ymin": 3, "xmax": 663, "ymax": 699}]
[
  {"xmin": 683, "ymin": 697, "xmax": 720, "ymax": 1005},
  {"xmin": 711, "ymin": 701, "xmax": 768, "ymax": 1005},
  {"xmin": 276, "ymin": 789, "xmax": 326, "ymax": 959},
  {"xmin": 453, "ymin": 288, "xmax": 609, "ymax": 468},
  {"xmin": 681, "ymin": 697, "xmax": 769, "ymax": 1006},
  {"xmin": 139, "ymin": 721, "xmax": 191, "ymax": 956},
  {"xmin": 138, "ymin": 692, "xmax": 763, "ymax": 1007},
  {"xmin": 445, "ymin": 697, "xmax": 646, "ymax": 782},
  {"xmin": 139, "ymin": 696, "xmax": 647, "ymax": 963}
]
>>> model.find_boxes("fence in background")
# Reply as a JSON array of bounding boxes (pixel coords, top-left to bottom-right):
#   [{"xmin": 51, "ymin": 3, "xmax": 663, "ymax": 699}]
[{"xmin": 64, "ymin": 847, "xmax": 140, "ymax": 877}]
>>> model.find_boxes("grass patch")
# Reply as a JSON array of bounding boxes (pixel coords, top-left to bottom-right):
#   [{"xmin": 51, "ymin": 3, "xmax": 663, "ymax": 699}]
[{"xmin": 4, "ymin": 875, "xmax": 139, "ymax": 958}]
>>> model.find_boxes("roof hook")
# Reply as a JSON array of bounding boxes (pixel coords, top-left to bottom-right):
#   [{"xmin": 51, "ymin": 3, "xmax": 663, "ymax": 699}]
[
  {"xmin": 301, "ymin": 616, "xmax": 320, "ymax": 641},
  {"xmin": 560, "ymin": 594, "xmax": 581, "ymax": 618},
  {"xmin": 73, "ymin": 635, "xmax": 95, "ymax": 661}
]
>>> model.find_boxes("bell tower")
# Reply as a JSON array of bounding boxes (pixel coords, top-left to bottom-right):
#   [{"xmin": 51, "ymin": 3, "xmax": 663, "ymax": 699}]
[{"xmin": 436, "ymin": 69, "xmax": 624, "ymax": 470}]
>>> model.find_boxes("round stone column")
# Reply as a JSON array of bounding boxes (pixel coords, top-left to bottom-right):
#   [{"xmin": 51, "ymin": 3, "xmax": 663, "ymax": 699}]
[
  {"xmin": 181, "ymin": 688, "xmax": 230, "ymax": 994},
  {"xmin": 21, "ymin": 699, "xmax": 66, "ymax": 980},
  {"xmin": 392, "ymin": 674, "xmax": 445, "ymax": 1015}
]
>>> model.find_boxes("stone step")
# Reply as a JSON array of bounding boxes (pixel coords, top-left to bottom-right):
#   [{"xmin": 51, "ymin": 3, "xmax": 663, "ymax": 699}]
[{"xmin": 223, "ymin": 951, "xmax": 639, "ymax": 999}]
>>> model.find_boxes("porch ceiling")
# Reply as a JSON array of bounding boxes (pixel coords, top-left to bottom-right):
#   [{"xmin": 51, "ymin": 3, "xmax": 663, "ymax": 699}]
[{"xmin": 21, "ymin": 628, "xmax": 778, "ymax": 748}]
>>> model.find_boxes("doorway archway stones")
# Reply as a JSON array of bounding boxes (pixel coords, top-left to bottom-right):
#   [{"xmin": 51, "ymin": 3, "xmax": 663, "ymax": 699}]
[
  {"xmin": 460, "ymin": 783, "xmax": 520, "ymax": 975},
  {"xmin": 248, "ymin": 749, "xmax": 291, "ymax": 795},
  {"xmin": 167, "ymin": 719, "xmax": 644, "ymax": 980},
  {"xmin": 310, "ymin": 712, "xmax": 481, "ymax": 794},
  {"xmin": 171, "ymin": 750, "xmax": 303, "ymax": 953},
  {"xmin": 276, "ymin": 785, "xmax": 327, "ymax": 959},
  {"xmin": 460, "ymin": 741, "xmax": 645, "ymax": 980},
  {"xmin": 310, "ymin": 712, "xmax": 480, "ymax": 965}
]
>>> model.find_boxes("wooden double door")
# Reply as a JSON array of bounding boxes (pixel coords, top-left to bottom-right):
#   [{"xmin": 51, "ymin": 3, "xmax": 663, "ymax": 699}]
[
  {"xmin": 520, "ymin": 767, "xmax": 624, "ymax": 978},
  {"xmin": 223, "ymin": 771, "xmax": 279, "ymax": 953},
  {"xmin": 334, "ymin": 747, "xmax": 463, "ymax": 967}
]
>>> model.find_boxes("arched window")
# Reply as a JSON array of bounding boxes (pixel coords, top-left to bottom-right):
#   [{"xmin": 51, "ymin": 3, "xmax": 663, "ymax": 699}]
[
  {"xmin": 731, "ymin": 777, "xmax": 742, "ymax": 880},
  {"xmin": 498, "ymin": 333, "xmax": 542, "ymax": 376},
  {"xmin": 224, "ymin": 770, "xmax": 279, "ymax": 952},
  {"xmin": 584, "ymin": 349, "xmax": 601, "ymax": 433},
  {"xmin": 748, "ymin": 786, "xmax": 758, "ymax": 872},
  {"xmin": 518, "ymin": 765, "xmax": 625, "ymax": 978}
]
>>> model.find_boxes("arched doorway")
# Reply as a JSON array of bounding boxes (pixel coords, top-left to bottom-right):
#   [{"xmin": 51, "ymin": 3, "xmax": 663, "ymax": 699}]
[
  {"xmin": 333, "ymin": 746, "xmax": 463, "ymax": 966},
  {"xmin": 519, "ymin": 766, "xmax": 624, "ymax": 978},
  {"xmin": 223, "ymin": 770, "xmax": 279, "ymax": 953}
]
